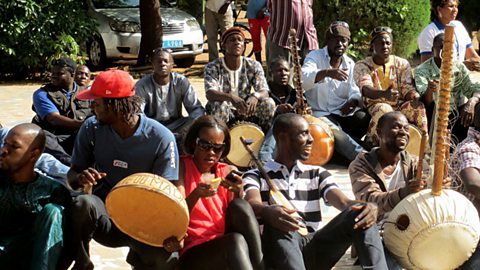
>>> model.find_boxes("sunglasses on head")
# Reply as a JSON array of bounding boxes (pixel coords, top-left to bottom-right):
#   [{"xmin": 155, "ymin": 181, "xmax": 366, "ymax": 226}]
[
  {"xmin": 196, "ymin": 138, "xmax": 225, "ymax": 153},
  {"xmin": 329, "ymin": 21, "xmax": 349, "ymax": 29},
  {"xmin": 372, "ymin": 26, "xmax": 392, "ymax": 35},
  {"xmin": 152, "ymin": 48, "xmax": 173, "ymax": 55}
]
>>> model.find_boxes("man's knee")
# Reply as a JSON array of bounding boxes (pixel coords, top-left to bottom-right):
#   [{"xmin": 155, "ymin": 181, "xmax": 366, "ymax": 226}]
[
  {"xmin": 226, "ymin": 233, "xmax": 249, "ymax": 254},
  {"xmin": 375, "ymin": 103, "xmax": 394, "ymax": 114},
  {"xmin": 37, "ymin": 203, "xmax": 64, "ymax": 226}
]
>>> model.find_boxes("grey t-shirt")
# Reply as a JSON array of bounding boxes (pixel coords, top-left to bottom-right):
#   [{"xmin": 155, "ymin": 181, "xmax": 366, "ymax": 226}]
[{"xmin": 71, "ymin": 114, "xmax": 179, "ymax": 200}]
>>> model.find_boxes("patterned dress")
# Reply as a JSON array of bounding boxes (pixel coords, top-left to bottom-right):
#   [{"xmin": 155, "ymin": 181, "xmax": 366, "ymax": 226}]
[{"xmin": 354, "ymin": 56, "xmax": 428, "ymax": 144}]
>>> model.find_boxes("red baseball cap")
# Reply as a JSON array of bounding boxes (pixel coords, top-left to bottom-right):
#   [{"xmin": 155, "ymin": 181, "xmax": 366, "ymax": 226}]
[{"xmin": 76, "ymin": 70, "xmax": 135, "ymax": 100}]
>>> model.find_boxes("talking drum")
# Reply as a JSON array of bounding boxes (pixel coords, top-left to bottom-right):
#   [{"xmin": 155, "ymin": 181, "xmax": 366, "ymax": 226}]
[
  {"xmin": 383, "ymin": 189, "xmax": 480, "ymax": 270},
  {"xmin": 227, "ymin": 122, "xmax": 265, "ymax": 168},
  {"xmin": 406, "ymin": 124, "xmax": 422, "ymax": 157},
  {"xmin": 302, "ymin": 115, "xmax": 334, "ymax": 166},
  {"xmin": 106, "ymin": 173, "xmax": 189, "ymax": 247}
]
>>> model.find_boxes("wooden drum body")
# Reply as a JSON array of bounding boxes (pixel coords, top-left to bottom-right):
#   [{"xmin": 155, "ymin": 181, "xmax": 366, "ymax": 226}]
[
  {"xmin": 227, "ymin": 122, "xmax": 265, "ymax": 168},
  {"xmin": 302, "ymin": 115, "xmax": 334, "ymax": 166},
  {"xmin": 384, "ymin": 189, "xmax": 480, "ymax": 270},
  {"xmin": 106, "ymin": 173, "xmax": 189, "ymax": 247}
]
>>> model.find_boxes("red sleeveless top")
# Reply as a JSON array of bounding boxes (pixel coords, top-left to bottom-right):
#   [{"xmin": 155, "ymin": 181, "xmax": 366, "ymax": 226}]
[{"xmin": 181, "ymin": 155, "xmax": 233, "ymax": 254}]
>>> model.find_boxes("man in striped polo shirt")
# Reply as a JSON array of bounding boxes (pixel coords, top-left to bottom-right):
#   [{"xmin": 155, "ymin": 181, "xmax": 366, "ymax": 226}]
[{"xmin": 243, "ymin": 113, "xmax": 387, "ymax": 269}]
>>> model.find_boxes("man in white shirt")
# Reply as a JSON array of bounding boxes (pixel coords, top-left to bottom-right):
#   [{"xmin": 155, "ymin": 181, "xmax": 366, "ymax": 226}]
[{"xmin": 302, "ymin": 21, "xmax": 369, "ymax": 161}]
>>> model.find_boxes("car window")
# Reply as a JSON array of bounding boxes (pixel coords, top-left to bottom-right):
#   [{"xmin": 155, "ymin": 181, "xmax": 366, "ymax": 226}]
[{"xmin": 91, "ymin": 0, "xmax": 171, "ymax": 8}]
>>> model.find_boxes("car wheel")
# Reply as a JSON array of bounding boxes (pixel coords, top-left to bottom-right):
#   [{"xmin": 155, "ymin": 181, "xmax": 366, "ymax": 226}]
[
  {"xmin": 174, "ymin": 57, "xmax": 196, "ymax": 68},
  {"xmin": 87, "ymin": 35, "xmax": 107, "ymax": 70}
]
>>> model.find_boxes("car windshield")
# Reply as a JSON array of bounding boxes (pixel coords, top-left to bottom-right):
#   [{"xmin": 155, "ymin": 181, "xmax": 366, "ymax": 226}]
[{"xmin": 92, "ymin": 0, "xmax": 171, "ymax": 8}]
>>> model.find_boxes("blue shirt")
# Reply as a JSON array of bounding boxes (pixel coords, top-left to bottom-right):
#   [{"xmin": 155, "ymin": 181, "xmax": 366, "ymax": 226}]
[
  {"xmin": 71, "ymin": 114, "xmax": 179, "ymax": 200},
  {"xmin": 247, "ymin": 0, "xmax": 267, "ymax": 19},
  {"xmin": 32, "ymin": 83, "xmax": 78, "ymax": 119}
]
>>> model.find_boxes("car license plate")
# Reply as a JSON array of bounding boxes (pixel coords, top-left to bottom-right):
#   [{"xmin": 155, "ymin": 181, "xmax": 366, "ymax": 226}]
[{"xmin": 163, "ymin": 40, "xmax": 183, "ymax": 48}]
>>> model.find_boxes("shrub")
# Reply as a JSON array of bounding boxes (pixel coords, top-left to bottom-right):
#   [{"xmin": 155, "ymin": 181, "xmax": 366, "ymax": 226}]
[
  {"xmin": 313, "ymin": 0, "xmax": 430, "ymax": 60},
  {"xmin": 0, "ymin": 0, "xmax": 96, "ymax": 77}
]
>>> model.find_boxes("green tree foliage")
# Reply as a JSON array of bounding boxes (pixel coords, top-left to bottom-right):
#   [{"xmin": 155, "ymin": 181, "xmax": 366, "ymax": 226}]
[
  {"xmin": 0, "ymin": 0, "xmax": 96, "ymax": 76},
  {"xmin": 313, "ymin": 0, "xmax": 430, "ymax": 60}
]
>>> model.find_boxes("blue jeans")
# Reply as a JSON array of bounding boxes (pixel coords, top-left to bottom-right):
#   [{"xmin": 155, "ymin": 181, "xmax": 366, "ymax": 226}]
[{"xmin": 262, "ymin": 207, "xmax": 387, "ymax": 270}]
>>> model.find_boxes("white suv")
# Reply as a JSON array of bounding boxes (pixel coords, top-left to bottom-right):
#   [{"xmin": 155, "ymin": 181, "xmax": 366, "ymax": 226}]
[{"xmin": 85, "ymin": 0, "xmax": 203, "ymax": 69}]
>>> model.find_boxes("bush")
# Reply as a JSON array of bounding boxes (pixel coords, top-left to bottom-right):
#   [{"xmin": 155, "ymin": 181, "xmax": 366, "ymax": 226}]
[
  {"xmin": 313, "ymin": 0, "xmax": 430, "ymax": 60},
  {"xmin": 0, "ymin": 0, "xmax": 96, "ymax": 77}
]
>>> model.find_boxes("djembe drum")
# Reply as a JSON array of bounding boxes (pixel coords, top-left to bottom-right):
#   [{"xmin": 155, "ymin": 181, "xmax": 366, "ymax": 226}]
[{"xmin": 227, "ymin": 122, "xmax": 265, "ymax": 169}]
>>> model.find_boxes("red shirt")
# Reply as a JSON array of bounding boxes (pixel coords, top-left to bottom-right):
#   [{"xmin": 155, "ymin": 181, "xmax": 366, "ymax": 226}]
[{"xmin": 181, "ymin": 155, "xmax": 233, "ymax": 254}]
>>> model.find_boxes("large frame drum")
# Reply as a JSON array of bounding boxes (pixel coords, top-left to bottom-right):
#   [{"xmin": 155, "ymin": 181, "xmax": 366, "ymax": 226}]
[
  {"xmin": 227, "ymin": 122, "xmax": 265, "ymax": 168},
  {"xmin": 406, "ymin": 124, "xmax": 422, "ymax": 157},
  {"xmin": 106, "ymin": 173, "xmax": 189, "ymax": 247}
]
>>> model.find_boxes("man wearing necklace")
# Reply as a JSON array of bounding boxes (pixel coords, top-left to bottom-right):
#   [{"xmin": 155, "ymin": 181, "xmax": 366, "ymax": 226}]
[
  {"xmin": 204, "ymin": 27, "xmax": 275, "ymax": 132},
  {"xmin": 136, "ymin": 48, "xmax": 205, "ymax": 153},
  {"xmin": 302, "ymin": 21, "xmax": 368, "ymax": 161},
  {"xmin": 354, "ymin": 27, "xmax": 428, "ymax": 146}
]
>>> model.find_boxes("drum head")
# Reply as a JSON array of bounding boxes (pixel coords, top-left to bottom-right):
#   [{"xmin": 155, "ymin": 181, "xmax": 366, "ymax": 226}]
[
  {"xmin": 106, "ymin": 173, "xmax": 189, "ymax": 247},
  {"xmin": 227, "ymin": 123, "xmax": 264, "ymax": 168},
  {"xmin": 406, "ymin": 124, "xmax": 422, "ymax": 157}
]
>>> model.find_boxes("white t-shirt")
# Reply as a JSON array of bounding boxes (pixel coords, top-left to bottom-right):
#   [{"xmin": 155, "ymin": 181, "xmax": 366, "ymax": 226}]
[
  {"xmin": 418, "ymin": 20, "xmax": 473, "ymax": 62},
  {"xmin": 381, "ymin": 160, "xmax": 406, "ymax": 224}
]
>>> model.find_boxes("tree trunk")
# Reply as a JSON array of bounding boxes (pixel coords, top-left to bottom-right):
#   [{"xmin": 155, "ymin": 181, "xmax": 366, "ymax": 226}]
[{"xmin": 137, "ymin": 0, "xmax": 163, "ymax": 66}]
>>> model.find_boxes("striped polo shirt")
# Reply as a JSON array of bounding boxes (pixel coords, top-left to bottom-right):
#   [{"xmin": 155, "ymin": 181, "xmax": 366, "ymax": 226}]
[{"xmin": 243, "ymin": 160, "xmax": 339, "ymax": 232}]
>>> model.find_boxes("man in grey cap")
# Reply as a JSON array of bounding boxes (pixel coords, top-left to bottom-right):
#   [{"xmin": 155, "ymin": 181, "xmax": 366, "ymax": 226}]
[{"xmin": 301, "ymin": 21, "xmax": 369, "ymax": 162}]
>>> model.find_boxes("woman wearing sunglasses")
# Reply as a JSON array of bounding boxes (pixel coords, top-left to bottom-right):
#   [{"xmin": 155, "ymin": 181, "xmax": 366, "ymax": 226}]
[
  {"xmin": 418, "ymin": 0, "xmax": 480, "ymax": 71},
  {"xmin": 165, "ymin": 115, "xmax": 264, "ymax": 270}
]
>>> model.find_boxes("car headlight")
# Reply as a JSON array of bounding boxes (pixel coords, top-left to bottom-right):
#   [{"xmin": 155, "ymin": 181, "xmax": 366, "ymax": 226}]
[
  {"xmin": 109, "ymin": 21, "xmax": 141, "ymax": 33},
  {"xmin": 186, "ymin": 19, "xmax": 200, "ymax": 31}
]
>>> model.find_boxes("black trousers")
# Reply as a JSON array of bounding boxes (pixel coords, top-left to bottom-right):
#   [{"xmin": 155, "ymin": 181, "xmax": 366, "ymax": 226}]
[{"xmin": 64, "ymin": 194, "xmax": 177, "ymax": 270}]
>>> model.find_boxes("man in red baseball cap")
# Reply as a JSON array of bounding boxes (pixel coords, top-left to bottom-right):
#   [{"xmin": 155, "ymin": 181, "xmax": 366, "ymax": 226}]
[{"xmin": 64, "ymin": 69, "xmax": 180, "ymax": 269}]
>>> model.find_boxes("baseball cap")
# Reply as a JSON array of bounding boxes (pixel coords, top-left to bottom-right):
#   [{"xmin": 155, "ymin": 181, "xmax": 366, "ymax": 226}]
[
  {"xmin": 52, "ymin": 57, "xmax": 77, "ymax": 72},
  {"xmin": 221, "ymin": 27, "xmax": 245, "ymax": 45},
  {"xmin": 76, "ymin": 70, "xmax": 135, "ymax": 100}
]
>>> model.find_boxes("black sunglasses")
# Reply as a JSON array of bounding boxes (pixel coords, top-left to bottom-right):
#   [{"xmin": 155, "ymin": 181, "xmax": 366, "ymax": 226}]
[
  {"xmin": 372, "ymin": 26, "xmax": 392, "ymax": 34},
  {"xmin": 196, "ymin": 138, "xmax": 225, "ymax": 153}
]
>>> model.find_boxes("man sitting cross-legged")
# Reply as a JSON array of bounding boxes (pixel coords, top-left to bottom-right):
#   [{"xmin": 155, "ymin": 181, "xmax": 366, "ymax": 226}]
[
  {"xmin": 243, "ymin": 113, "xmax": 387, "ymax": 270},
  {"xmin": 135, "ymin": 48, "xmax": 205, "ymax": 153}
]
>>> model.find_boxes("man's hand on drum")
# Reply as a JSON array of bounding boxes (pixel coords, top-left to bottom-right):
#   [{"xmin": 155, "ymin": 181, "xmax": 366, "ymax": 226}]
[
  {"xmin": 443, "ymin": 176, "xmax": 452, "ymax": 189},
  {"xmin": 230, "ymin": 94, "xmax": 248, "ymax": 115},
  {"xmin": 77, "ymin": 167, "xmax": 107, "ymax": 188},
  {"xmin": 245, "ymin": 95, "xmax": 259, "ymax": 117},
  {"xmin": 194, "ymin": 182, "xmax": 217, "ymax": 197},
  {"xmin": 400, "ymin": 176, "xmax": 427, "ymax": 197},
  {"xmin": 351, "ymin": 202, "xmax": 377, "ymax": 230},
  {"xmin": 163, "ymin": 236, "xmax": 184, "ymax": 253},
  {"xmin": 262, "ymin": 205, "xmax": 303, "ymax": 233},
  {"xmin": 340, "ymin": 99, "xmax": 358, "ymax": 115}
]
